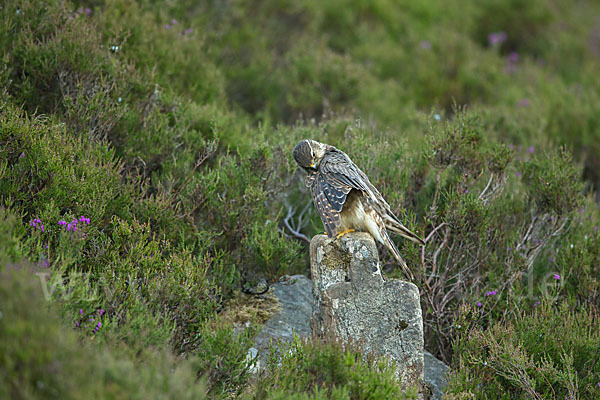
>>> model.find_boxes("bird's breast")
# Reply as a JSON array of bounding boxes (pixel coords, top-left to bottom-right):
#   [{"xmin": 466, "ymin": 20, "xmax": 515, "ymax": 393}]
[{"xmin": 339, "ymin": 192, "xmax": 384, "ymax": 243}]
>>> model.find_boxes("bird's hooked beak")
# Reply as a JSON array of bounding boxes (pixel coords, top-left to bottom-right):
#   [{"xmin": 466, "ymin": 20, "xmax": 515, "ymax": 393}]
[{"xmin": 310, "ymin": 162, "xmax": 316, "ymax": 170}]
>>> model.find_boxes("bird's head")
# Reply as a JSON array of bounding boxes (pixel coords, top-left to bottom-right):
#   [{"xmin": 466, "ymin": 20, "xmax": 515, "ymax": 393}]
[{"xmin": 293, "ymin": 140, "xmax": 328, "ymax": 170}]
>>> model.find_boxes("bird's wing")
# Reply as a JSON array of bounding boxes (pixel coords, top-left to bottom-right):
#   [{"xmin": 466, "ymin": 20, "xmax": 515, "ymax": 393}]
[
  {"xmin": 322, "ymin": 151, "xmax": 425, "ymax": 246},
  {"xmin": 320, "ymin": 151, "xmax": 371, "ymax": 196},
  {"xmin": 309, "ymin": 173, "xmax": 342, "ymax": 237},
  {"xmin": 305, "ymin": 150, "xmax": 367, "ymax": 237}
]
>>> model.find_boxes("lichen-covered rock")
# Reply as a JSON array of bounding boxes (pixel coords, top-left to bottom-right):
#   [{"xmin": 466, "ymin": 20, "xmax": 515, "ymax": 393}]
[{"xmin": 310, "ymin": 232, "xmax": 424, "ymax": 390}]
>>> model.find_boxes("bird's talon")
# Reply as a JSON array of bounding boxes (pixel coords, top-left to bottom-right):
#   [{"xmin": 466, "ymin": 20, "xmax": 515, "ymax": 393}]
[{"xmin": 336, "ymin": 228, "xmax": 355, "ymax": 239}]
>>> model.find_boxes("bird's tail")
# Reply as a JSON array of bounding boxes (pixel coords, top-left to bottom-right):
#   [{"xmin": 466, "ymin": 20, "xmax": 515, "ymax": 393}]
[
  {"xmin": 385, "ymin": 218, "xmax": 425, "ymax": 246},
  {"xmin": 381, "ymin": 230, "xmax": 415, "ymax": 281}
]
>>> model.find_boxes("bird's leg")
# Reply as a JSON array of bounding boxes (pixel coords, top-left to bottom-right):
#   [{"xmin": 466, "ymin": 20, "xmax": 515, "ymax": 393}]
[{"xmin": 336, "ymin": 228, "xmax": 355, "ymax": 239}]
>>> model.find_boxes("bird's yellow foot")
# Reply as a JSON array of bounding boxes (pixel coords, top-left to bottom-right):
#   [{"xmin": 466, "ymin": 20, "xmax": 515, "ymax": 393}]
[{"xmin": 336, "ymin": 228, "xmax": 355, "ymax": 239}]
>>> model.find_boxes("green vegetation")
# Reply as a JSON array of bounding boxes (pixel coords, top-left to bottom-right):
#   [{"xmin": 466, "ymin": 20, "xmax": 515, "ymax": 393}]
[
  {"xmin": 1, "ymin": 0, "xmax": 599, "ymax": 398},
  {"xmin": 253, "ymin": 336, "xmax": 417, "ymax": 399}
]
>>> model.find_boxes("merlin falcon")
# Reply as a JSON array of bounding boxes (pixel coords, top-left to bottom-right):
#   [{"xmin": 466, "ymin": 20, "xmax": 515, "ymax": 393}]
[{"xmin": 293, "ymin": 139, "xmax": 425, "ymax": 279}]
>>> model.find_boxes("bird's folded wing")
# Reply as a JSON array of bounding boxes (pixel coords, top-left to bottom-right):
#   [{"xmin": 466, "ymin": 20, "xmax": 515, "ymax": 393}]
[
  {"xmin": 307, "ymin": 152, "xmax": 371, "ymax": 237},
  {"xmin": 321, "ymin": 152, "xmax": 370, "ymax": 194},
  {"xmin": 310, "ymin": 175, "xmax": 341, "ymax": 237}
]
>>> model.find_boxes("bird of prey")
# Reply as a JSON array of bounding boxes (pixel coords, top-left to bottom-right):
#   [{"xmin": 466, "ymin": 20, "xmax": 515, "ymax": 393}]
[{"xmin": 293, "ymin": 139, "xmax": 425, "ymax": 279}]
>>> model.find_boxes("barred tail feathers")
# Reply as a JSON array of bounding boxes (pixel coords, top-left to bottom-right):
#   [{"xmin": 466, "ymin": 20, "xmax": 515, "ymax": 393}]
[{"xmin": 381, "ymin": 229, "xmax": 415, "ymax": 281}]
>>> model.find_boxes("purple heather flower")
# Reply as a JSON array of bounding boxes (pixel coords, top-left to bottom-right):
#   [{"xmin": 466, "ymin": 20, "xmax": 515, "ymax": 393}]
[
  {"xmin": 518, "ymin": 98, "xmax": 530, "ymax": 107},
  {"xmin": 41, "ymin": 225, "xmax": 44, "ymax": 232},
  {"xmin": 515, "ymin": 171, "xmax": 522, "ymax": 178},
  {"xmin": 549, "ymin": 257, "xmax": 554, "ymax": 263},
  {"xmin": 67, "ymin": 223, "xmax": 72, "ymax": 231},
  {"xmin": 41, "ymin": 259, "xmax": 49, "ymax": 268},
  {"xmin": 76, "ymin": 321, "xmax": 80, "ymax": 327},
  {"xmin": 165, "ymin": 24, "xmax": 172, "ymax": 29},
  {"xmin": 183, "ymin": 28, "xmax": 193, "ymax": 35},
  {"xmin": 82, "ymin": 233, "xmax": 86, "ymax": 238},
  {"xmin": 534, "ymin": 301, "xmax": 541, "ymax": 306},
  {"xmin": 420, "ymin": 40, "xmax": 431, "ymax": 50},
  {"xmin": 19, "ymin": 152, "xmax": 25, "ymax": 158},
  {"xmin": 79, "ymin": 309, "xmax": 83, "ymax": 314},
  {"xmin": 507, "ymin": 246, "xmax": 512, "ymax": 251},
  {"xmin": 485, "ymin": 289, "xmax": 498, "ymax": 296},
  {"xmin": 58, "ymin": 220, "xmax": 66, "ymax": 225},
  {"xmin": 476, "ymin": 302, "xmax": 482, "ymax": 307},
  {"xmin": 97, "ymin": 322, "xmax": 101, "ymax": 327},
  {"xmin": 85, "ymin": 8, "xmax": 91, "ymax": 16},
  {"xmin": 528, "ymin": 146, "xmax": 535, "ymax": 154},
  {"xmin": 488, "ymin": 31, "xmax": 507, "ymax": 45},
  {"xmin": 99, "ymin": 309, "xmax": 104, "ymax": 316},
  {"xmin": 89, "ymin": 317, "xmax": 94, "ymax": 322},
  {"xmin": 553, "ymin": 274, "xmax": 560, "ymax": 280},
  {"xmin": 595, "ymin": 225, "xmax": 598, "ymax": 231},
  {"xmin": 507, "ymin": 52, "xmax": 519, "ymax": 64},
  {"xmin": 464, "ymin": 189, "xmax": 469, "ymax": 194},
  {"xmin": 171, "ymin": 19, "xmax": 178, "ymax": 25}
]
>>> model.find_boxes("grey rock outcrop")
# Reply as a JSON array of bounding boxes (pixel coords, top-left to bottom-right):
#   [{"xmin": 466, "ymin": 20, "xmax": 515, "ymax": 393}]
[
  {"xmin": 310, "ymin": 232, "xmax": 424, "ymax": 390},
  {"xmin": 251, "ymin": 274, "xmax": 313, "ymax": 368},
  {"xmin": 424, "ymin": 351, "xmax": 449, "ymax": 399},
  {"xmin": 248, "ymin": 238, "xmax": 448, "ymax": 397}
]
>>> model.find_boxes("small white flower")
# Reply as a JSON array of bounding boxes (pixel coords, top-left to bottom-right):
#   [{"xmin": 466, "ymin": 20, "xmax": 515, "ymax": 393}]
[
  {"xmin": 117, "ymin": 97, "xmax": 122, "ymax": 103},
  {"xmin": 434, "ymin": 114, "xmax": 441, "ymax": 121},
  {"xmin": 16, "ymin": 9, "xmax": 21, "ymax": 15},
  {"xmin": 570, "ymin": 243, "xmax": 574, "ymax": 249}
]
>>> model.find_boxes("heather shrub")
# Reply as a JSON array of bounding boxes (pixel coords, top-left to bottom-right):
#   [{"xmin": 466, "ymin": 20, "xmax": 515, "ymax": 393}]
[
  {"xmin": 447, "ymin": 301, "xmax": 600, "ymax": 399},
  {"xmin": 251, "ymin": 336, "xmax": 417, "ymax": 400},
  {"xmin": 1, "ymin": 0, "xmax": 600, "ymax": 397},
  {"xmin": 0, "ymin": 262, "xmax": 209, "ymax": 400}
]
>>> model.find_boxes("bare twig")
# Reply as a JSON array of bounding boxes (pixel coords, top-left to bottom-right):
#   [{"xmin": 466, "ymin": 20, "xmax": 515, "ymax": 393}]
[
  {"xmin": 283, "ymin": 200, "xmax": 312, "ymax": 243},
  {"xmin": 479, "ymin": 173, "xmax": 494, "ymax": 200},
  {"xmin": 425, "ymin": 222, "xmax": 448, "ymax": 243},
  {"xmin": 428, "ymin": 226, "xmax": 450, "ymax": 286}
]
